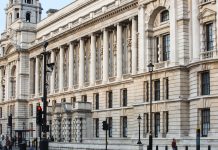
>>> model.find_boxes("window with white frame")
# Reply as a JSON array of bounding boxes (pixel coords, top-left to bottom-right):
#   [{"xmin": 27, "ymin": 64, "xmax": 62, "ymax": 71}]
[
  {"xmin": 121, "ymin": 116, "xmax": 127, "ymax": 137},
  {"xmin": 106, "ymin": 91, "xmax": 113, "ymax": 108},
  {"xmin": 144, "ymin": 81, "xmax": 149, "ymax": 102},
  {"xmin": 29, "ymin": 104, "xmax": 33, "ymax": 117},
  {"xmin": 120, "ymin": 88, "xmax": 127, "ymax": 107},
  {"xmin": 73, "ymin": 43, "xmax": 79, "ymax": 85},
  {"xmin": 94, "ymin": 118, "xmax": 99, "ymax": 138},
  {"xmin": 205, "ymin": 23, "xmax": 213, "ymax": 51},
  {"xmin": 143, "ymin": 113, "xmax": 149, "ymax": 137},
  {"xmin": 154, "ymin": 112, "xmax": 160, "ymax": 137},
  {"xmin": 63, "ymin": 46, "xmax": 69, "ymax": 88},
  {"xmin": 201, "ymin": 108, "xmax": 210, "ymax": 137},
  {"xmin": 154, "ymin": 79, "xmax": 160, "ymax": 101},
  {"xmin": 10, "ymin": 66, "xmax": 16, "ymax": 97},
  {"xmin": 108, "ymin": 117, "xmax": 112, "ymax": 137},
  {"xmin": 84, "ymin": 39, "xmax": 90, "ymax": 83},
  {"xmin": 93, "ymin": 93, "xmax": 99, "ymax": 110},
  {"xmin": 54, "ymin": 51, "xmax": 59, "ymax": 90},
  {"xmin": 201, "ymin": 71, "xmax": 210, "ymax": 95},
  {"xmin": 160, "ymin": 10, "xmax": 169, "ymax": 22}
]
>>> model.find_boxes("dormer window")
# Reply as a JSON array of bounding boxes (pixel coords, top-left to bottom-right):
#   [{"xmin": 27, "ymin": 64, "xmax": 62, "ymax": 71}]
[
  {"xmin": 160, "ymin": 10, "xmax": 169, "ymax": 22},
  {"xmin": 26, "ymin": 12, "xmax": 31, "ymax": 22}
]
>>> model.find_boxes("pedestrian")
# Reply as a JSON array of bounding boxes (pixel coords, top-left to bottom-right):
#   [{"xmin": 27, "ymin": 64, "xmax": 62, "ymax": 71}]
[
  {"xmin": 2, "ymin": 135, "xmax": 7, "ymax": 150},
  {"xmin": 171, "ymin": 138, "xmax": 177, "ymax": 150},
  {"xmin": 5, "ymin": 136, "xmax": 10, "ymax": 150}
]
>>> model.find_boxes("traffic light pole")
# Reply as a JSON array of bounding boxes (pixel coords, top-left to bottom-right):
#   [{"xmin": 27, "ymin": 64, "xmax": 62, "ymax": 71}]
[
  {"xmin": 40, "ymin": 41, "xmax": 49, "ymax": 150},
  {"xmin": 105, "ymin": 128, "xmax": 107, "ymax": 150}
]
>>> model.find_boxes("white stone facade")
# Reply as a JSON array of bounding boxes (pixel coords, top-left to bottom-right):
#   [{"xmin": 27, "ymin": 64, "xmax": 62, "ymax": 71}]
[{"xmin": 0, "ymin": 0, "xmax": 218, "ymax": 149}]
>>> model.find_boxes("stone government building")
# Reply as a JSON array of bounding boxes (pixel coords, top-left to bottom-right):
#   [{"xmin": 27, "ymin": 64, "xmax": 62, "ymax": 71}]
[{"xmin": 0, "ymin": 0, "xmax": 218, "ymax": 149}]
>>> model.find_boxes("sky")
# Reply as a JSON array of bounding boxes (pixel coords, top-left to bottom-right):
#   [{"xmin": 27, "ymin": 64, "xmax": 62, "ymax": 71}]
[{"xmin": 0, "ymin": 0, "xmax": 73, "ymax": 34}]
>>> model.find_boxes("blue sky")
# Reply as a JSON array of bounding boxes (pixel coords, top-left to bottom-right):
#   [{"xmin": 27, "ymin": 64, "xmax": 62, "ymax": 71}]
[{"xmin": 0, "ymin": 0, "xmax": 73, "ymax": 33}]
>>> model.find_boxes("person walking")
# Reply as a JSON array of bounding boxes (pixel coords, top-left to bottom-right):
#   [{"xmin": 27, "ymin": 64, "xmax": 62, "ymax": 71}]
[
  {"xmin": 171, "ymin": 138, "xmax": 177, "ymax": 150},
  {"xmin": 1, "ymin": 135, "xmax": 7, "ymax": 150}
]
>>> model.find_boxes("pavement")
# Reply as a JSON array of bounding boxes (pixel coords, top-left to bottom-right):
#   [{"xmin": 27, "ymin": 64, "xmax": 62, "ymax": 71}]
[{"xmin": 11, "ymin": 146, "xmax": 38, "ymax": 150}]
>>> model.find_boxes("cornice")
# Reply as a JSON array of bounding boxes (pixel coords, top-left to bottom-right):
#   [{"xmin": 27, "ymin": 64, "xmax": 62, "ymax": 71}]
[
  {"xmin": 187, "ymin": 58, "xmax": 218, "ymax": 69},
  {"xmin": 29, "ymin": 1, "xmax": 138, "ymax": 51},
  {"xmin": 36, "ymin": 0, "xmax": 96, "ymax": 31}
]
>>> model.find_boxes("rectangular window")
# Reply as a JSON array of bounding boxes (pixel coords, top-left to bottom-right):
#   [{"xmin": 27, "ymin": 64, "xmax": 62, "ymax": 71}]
[
  {"xmin": 121, "ymin": 116, "xmax": 127, "ymax": 137},
  {"xmin": 143, "ymin": 113, "xmax": 149, "ymax": 137},
  {"xmin": 29, "ymin": 104, "xmax": 33, "ymax": 116},
  {"xmin": 164, "ymin": 78, "xmax": 169, "ymax": 100},
  {"xmin": 0, "ymin": 124, "xmax": 2, "ymax": 135},
  {"xmin": 29, "ymin": 123, "xmax": 33, "ymax": 137},
  {"xmin": 0, "ymin": 107, "xmax": 2, "ymax": 118},
  {"xmin": 82, "ymin": 95, "xmax": 87, "ymax": 102},
  {"xmin": 107, "ymin": 91, "xmax": 113, "ymax": 108},
  {"xmin": 71, "ymin": 97, "xmax": 76, "ymax": 108},
  {"xmin": 154, "ymin": 113, "xmax": 160, "ymax": 137},
  {"xmin": 154, "ymin": 80, "xmax": 160, "ymax": 101},
  {"xmin": 205, "ymin": 23, "xmax": 213, "ymax": 51},
  {"xmin": 144, "ymin": 81, "xmax": 149, "ymax": 102},
  {"xmin": 201, "ymin": 71, "xmax": 210, "ymax": 95},
  {"xmin": 201, "ymin": 109, "xmax": 210, "ymax": 137},
  {"xmin": 121, "ymin": 88, "xmax": 127, "ymax": 107},
  {"xmin": 93, "ymin": 93, "xmax": 99, "ymax": 110},
  {"xmin": 163, "ymin": 34, "xmax": 170, "ymax": 61},
  {"xmin": 94, "ymin": 118, "xmax": 99, "ymax": 138},
  {"xmin": 163, "ymin": 111, "xmax": 169, "ymax": 134},
  {"xmin": 108, "ymin": 117, "xmax": 112, "ymax": 137}
]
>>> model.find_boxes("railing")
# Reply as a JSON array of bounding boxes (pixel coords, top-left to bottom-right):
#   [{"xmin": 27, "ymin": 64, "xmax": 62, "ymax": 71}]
[
  {"xmin": 200, "ymin": 50, "xmax": 217, "ymax": 60},
  {"xmin": 154, "ymin": 61, "xmax": 170, "ymax": 69}
]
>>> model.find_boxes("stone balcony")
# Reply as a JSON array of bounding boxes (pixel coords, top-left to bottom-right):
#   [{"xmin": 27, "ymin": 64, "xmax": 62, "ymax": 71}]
[
  {"xmin": 200, "ymin": 50, "xmax": 218, "ymax": 60},
  {"xmin": 51, "ymin": 102, "xmax": 91, "ymax": 114}
]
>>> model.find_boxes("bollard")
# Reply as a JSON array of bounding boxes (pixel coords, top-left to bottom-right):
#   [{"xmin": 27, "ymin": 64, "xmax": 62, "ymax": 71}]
[
  {"xmin": 156, "ymin": 145, "xmax": 158, "ymax": 150},
  {"xmin": 185, "ymin": 146, "xmax": 188, "ymax": 150},
  {"xmin": 165, "ymin": 145, "xmax": 168, "ymax": 150},
  {"xmin": 208, "ymin": 145, "xmax": 211, "ymax": 150}
]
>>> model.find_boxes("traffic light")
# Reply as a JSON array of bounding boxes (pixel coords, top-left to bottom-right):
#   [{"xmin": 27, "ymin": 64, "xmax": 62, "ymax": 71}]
[
  {"xmin": 8, "ymin": 114, "xmax": 12, "ymax": 127},
  {"xmin": 36, "ymin": 105, "xmax": 42, "ymax": 125},
  {"xmin": 102, "ymin": 121, "xmax": 108, "ymax": 130}
]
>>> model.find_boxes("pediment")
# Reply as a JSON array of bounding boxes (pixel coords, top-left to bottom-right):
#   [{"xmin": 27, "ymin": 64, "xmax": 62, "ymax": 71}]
[
  {"xmin": 198, "ymin": 8, "xmax": 216, "ymax": 23},
  {"xmin": 5, "ymin": 44, "xmax": 16, "ymax": 55}
]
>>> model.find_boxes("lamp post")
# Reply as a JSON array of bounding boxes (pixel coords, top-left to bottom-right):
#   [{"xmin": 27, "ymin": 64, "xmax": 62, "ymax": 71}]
[
  {"xmin": 40, "ymin": 41, "xmax": 54, "ymax": 150},
  {"xmin": 137, "ymin": 114, "xmax": 142, "ymax": 144},
  {"xmin": 148, "ymin": 61, "xmax": 154, "ymax": 150}
]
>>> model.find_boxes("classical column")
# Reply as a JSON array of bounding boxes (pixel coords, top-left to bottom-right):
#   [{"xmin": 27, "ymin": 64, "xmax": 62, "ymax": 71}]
[
  {"xmin": 90, "ymin": 34, "xmax": 96, "ymax": 86},
  {"xmin": 69, "ymin": 42, "xmax": 74, "ymax": 89},
  {"xmin": 169, "ymin": 0, "xmax": 178, "ymax": 64},
  {"xmin": 15, "ymin": 60, "xmax": 19, "ymax": 99},
  {"xmin": 0, "ymin": 68, "xmax": 2, "ymax": 101},
  {"xmin": 131, "ymin": 17, "xmax": 137, "ymax": 75},
  {"xmin": 192, "ymin": 0, "xmax": 200, "ymax": 61},
  {"xmin": 103, "ymin": 29, "xmax": 109, "ymax": 83},
  {"xmin": 117, "ymin": 23, "xmax": 122, "ymax": 80},
  {"xmin": 79, "ymin": 38, "xmax": 85, "ymax": 87},
  {"xmin": 59, "ymin": 46, "xmax": 64, "ymax": 91},
  {"xmin": 50, "ymin": 51, "xmax": 55, "ymax": 93},
  {"xmin": 138, "ymin": 5, "xmax": 145, "ymax": 73},
  {"xmin": 35, "ymin": 56, "xmax": 39, "ymax": 96},
  {"xmin": 217, "ymin": 2, "xmax": 218, "ymax": 52}
]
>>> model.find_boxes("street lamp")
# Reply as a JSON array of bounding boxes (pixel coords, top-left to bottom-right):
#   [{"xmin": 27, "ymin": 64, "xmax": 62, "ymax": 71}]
[
  {"xmin": 148, "ymin": 61, "xmax": 154, "ymax": 150},
  {"xmin": 40, "ymin": 41, "xmax": 55, "ymax": 150},
  {"xmin": 137, "ymin": 114, "xmax": 142, "ymax": 144}
]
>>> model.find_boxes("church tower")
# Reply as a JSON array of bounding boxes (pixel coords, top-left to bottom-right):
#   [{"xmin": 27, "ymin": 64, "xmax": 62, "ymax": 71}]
[{"xmin": 5, "ymin": 0, "xmax": 42, "ymax": 29}]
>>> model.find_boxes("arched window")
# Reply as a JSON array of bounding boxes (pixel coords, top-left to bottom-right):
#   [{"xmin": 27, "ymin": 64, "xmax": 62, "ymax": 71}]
[
  {"xmin": 26, "ymin": 12, "xmax": 31, "ymax": 22},
  {"xmin": 11, "ymin": 66, "xmax": 16, "ymax": 97},
  {"xmin": 160, "ymin": 10, "xmax": 169, "ymax": 22}
]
